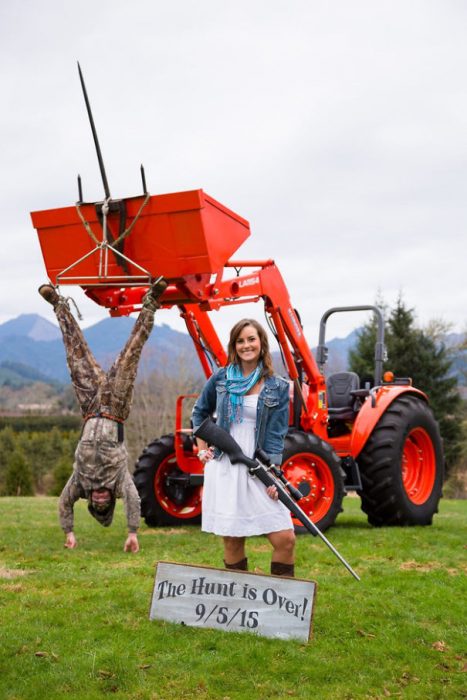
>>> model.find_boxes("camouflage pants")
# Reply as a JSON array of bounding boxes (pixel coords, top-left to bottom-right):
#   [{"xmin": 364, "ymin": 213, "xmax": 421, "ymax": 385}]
[{"xmin": 54, "ymin": 300, "xmax": 156, "ymax": 421}]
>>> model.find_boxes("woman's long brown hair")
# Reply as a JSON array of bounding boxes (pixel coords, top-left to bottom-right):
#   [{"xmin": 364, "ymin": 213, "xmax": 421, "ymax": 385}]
[{"xmin": 227, "ymin": 319, "xmax": 274, "ymax": 377}]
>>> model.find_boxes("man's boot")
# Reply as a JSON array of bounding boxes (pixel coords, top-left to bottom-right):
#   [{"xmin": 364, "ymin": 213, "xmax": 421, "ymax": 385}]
[
  {"xmin": 143, "ymin": 277, "xmax": 167, "ymax": 309},
  {"xmin": 270, "ymin": 561, "xmax": 295, "ymax": 577},
  {"xmin": 38, "ymin": 284, "xmax": 64, "ymax": 308},
  {"xmin": 224, "ymin": 558, "xmax": 248, "ymax": 571}
]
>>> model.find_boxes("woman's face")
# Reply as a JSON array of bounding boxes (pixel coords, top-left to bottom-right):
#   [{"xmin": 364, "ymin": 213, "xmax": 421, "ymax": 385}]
[{"xmin": 235, "ymin": 324, "xmax": 262, "ymax": 366}]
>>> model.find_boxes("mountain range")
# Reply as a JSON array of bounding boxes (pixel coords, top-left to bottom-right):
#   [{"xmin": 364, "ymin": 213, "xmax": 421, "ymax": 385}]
[
  {"xmin": 0, "ymin": 314, "xmax": 464, "ymax": 389},
  {"xmin": 0, "ymin": 314, "xmax": 196, "ymax": 386}
]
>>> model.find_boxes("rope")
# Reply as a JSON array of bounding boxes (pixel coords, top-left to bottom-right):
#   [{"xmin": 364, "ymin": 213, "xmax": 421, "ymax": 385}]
[
  {"xmin": 75, "ymin": 203, "xmax": 101, "ymax": 245},
  {"xmin": 112, "ymin": 193, "xmax": 150, "ymax": 246},
  {"xmin": 75, "ymin": 192, "xmax": 151, "ymax": 250},
  {"xmin": 83, "ymin": 412, "xmax": 125, "ymax": 424},
  {"xmin": 51, "ymin": 280, "xmax": 84, "ymax": 321},
  {"xmin": 67, "ymin": 295, "xmax": 83, "ymax": 321}
]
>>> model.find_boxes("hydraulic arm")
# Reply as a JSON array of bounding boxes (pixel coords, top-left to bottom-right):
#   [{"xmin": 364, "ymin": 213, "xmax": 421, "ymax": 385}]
[{"xmin": 82, "ymin": 259, "xmax": 329, "ymax": 438}]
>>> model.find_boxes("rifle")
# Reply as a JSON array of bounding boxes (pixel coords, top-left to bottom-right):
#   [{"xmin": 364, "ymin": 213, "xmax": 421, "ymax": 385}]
[{"xmin": 194, "ymin": 418, "xmax": 360, "ymax": 581}]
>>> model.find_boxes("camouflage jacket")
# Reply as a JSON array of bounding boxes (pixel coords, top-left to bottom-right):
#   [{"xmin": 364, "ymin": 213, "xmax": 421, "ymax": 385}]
[{"xmin": 58, "ymin": 418, "xmax": 141, "ymax": 533}]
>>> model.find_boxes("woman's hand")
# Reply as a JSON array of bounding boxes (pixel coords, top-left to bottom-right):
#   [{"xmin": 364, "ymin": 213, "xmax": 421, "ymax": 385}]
[
  {"xmin": 197, "ymin": 447, "xmax": 214, "ymax": 464},
  {"xmin": 266, "ymin": 485, "xmax": 279, "ymax": 501}
]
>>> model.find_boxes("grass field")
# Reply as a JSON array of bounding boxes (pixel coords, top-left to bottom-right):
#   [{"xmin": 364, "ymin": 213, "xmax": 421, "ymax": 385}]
[{"xmin": 0, "ymin": 496, "xmax": 466, "ymax": 700}]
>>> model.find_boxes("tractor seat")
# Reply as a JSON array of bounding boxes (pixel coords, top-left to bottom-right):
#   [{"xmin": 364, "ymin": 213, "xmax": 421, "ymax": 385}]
[{"xmin": 327, "ymin": 372, "xmax": 361, "ymax": 421}]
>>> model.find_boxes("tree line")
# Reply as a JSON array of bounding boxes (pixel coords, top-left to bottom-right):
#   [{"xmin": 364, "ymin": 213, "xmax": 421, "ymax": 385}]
[{"xmin": 0, "ymin": 425, "xmax": 79, "ymax": 496}]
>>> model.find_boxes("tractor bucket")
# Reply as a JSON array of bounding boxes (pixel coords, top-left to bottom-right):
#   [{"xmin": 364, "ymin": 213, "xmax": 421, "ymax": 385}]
[{"xmin": 31, "ymin": 190, "xmax": 250, "ymax": 286}]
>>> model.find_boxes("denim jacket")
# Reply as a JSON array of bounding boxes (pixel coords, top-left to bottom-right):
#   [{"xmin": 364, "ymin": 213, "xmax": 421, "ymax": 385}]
[{"xmin": 191, "ymin": 367, "xmax": 290, "ymax": 465}]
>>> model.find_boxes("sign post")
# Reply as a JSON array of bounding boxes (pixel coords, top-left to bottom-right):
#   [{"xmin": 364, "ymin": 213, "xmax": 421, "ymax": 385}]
[{"xmin": 150, "ymin": 561, "xmax": 317, "ymax": 642}]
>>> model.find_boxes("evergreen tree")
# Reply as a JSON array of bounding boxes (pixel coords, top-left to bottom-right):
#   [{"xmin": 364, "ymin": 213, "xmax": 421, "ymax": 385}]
[
  {"xmin": 5, "ymin": 447, "xmax": 34, "ymax": 496},
  {"xmin": 0, "ymin": 424, "xmax": 80, "ymax": 497},
  {"xmin": 348, "ymin": 313, "xmax": 379, "ymax": 382},
  {"xmin": 0, "ymin": 427, "xmax": 17, "ymax": 495},
  {"xmin": 18, "ymin": 427, "xmax": 79, "ymax": 494},
  {"xmin": 349, "ymin": 295, "xmax": 463, "ymax": 471},
  {"xmin": 18, "ymin": 431, "xmax": 51, "ymax": 494},
  {"xmin": 50, "ymin": 456, "xmax": 73, "ymax": 496}
]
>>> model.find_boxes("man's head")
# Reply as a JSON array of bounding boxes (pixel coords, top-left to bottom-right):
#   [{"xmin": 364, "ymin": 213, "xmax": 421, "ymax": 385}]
[
  {"xmin": 91, "ymin": 487, "xmax": 112, "ymax": 512},
  {"xmin": 88, "ymin": 487, "xmax": 116, "ymax": 526}
]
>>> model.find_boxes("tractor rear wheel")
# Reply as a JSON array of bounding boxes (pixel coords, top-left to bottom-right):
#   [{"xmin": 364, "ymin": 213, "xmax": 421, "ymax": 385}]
[
  {"xmin": 357, "ymin": 395, "xmax": 444, "ymax": 526},
  {"xmin": 282, "ymin": 430, "xmax": 345, "ymax": 533},
  {"xmin": 133, "ymin": 434, "xmax": 202, "ymax": 526}
]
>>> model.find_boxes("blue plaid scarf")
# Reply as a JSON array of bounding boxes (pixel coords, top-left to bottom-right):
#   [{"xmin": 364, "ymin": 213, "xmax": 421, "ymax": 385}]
[{"xmin": 225, "ymin": 362, "xmax": 263, "ymax": 423}]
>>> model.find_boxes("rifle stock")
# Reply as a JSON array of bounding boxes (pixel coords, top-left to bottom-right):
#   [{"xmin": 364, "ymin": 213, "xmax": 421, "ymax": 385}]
[{"xmin": 194, "ymin": 418, "xmax": 360, "ymax": 581}]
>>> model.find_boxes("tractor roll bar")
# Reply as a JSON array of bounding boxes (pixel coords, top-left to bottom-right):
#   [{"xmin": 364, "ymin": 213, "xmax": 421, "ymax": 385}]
[{"xmin": 316, "ymin": 305, "xmax": 385, "ymax": 387}]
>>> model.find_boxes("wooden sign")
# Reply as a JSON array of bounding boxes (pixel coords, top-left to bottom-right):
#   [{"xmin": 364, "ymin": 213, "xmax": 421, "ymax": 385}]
[{"xmin": 149, "ymin": 561, "xmax": 316, "ymax": 642}]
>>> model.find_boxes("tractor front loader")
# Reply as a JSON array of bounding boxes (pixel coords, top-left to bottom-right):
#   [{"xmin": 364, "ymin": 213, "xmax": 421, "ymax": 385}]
[
  {"xmin": 30, "ymin": 66, "xmax": 444, "ymax": 533},
  {"xmin": 32, "ymin": 189, "xmax": 444, "ymax": 533}
]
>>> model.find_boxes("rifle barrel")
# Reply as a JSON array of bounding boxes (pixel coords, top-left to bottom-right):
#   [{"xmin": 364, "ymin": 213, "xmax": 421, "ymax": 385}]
[{"xmin": 252, "ymin": 464, "xmax": 361, "ymax": 581}]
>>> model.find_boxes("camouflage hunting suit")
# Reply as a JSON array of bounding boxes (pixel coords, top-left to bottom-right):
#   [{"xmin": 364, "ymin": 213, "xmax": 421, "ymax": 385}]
[{"xmin": 56, "ymin": 297, "xmax": 158, "ymax": 533}]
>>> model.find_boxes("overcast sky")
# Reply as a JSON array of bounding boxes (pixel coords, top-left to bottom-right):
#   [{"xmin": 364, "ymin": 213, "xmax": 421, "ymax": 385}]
[{"xmin": 1, "ymin": 0, "xmax": 466, "ymax": 349}]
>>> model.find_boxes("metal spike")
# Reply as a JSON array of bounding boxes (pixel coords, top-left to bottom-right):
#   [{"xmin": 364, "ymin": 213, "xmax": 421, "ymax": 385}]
[
  {"xmin": 77, "ymin": 61, "xmax": 111, "ymax": 200},
  {"xmin": 140, "ymin": 164, "xmax": 148, "ymax": 195},
  {"xmin": 77, "ymin": 174, "xmax": 83, "ymax": 203}
]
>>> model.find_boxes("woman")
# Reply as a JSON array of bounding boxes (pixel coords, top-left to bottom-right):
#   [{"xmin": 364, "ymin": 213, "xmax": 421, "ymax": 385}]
[{"xmin": 191, "ymin": 318, "xmax": 296, "ymax": 577}]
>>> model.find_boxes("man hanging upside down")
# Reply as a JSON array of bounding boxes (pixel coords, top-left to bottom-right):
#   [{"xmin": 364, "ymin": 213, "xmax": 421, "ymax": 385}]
[{"xmin": 38, "ymin": 278, "xmax": 167, "ymax": 553}]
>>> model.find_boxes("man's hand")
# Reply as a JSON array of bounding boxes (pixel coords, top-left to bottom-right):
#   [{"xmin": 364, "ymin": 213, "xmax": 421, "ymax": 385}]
[
  {"xmin": 64, "ymin": 532, "xmax": 77, "ymax": 549},
  {"xmin": 124, "ymin": 533, "xmax": 140, "ymax": 553}
]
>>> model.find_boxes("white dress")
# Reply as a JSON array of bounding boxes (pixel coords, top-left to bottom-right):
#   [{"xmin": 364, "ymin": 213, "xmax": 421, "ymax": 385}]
[{"xmin": 201, "ymin": 394, "xmax": 293, "ymax": 536}]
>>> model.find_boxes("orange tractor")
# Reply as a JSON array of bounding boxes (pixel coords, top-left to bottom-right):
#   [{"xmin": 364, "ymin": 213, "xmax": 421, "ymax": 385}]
[
  {"xmin": 31, "ymin": 68, "xmax": 444, "ymax": 533},
  {"xmin": 31, "ymin": 184, "xmax": 444, "ymax": 532}
]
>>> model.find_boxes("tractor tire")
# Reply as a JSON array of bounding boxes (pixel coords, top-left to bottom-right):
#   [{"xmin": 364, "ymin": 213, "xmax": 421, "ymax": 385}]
[
  {"xmin": 133, "ymin": 434, "xmax": 202, "ymax": 527},
  {"xmin": 357, "ymin": 395, "xmax": 444, "ymax": 526},
  {"xmin": 282, "ymin": 430, "xmax": 345, "ymax": 533}
]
